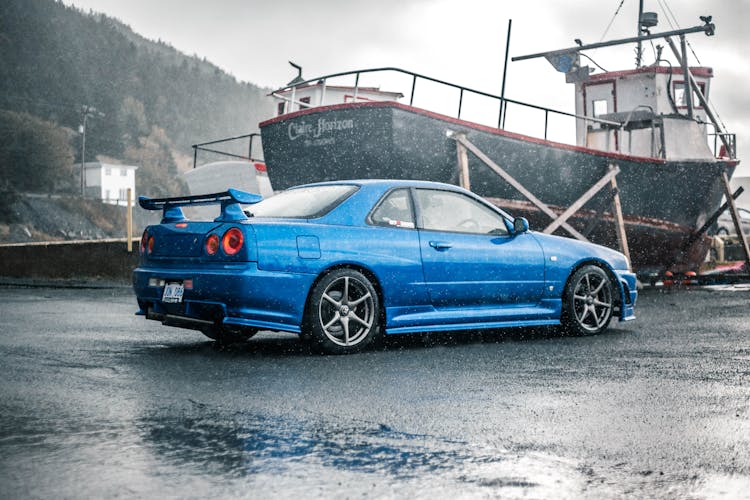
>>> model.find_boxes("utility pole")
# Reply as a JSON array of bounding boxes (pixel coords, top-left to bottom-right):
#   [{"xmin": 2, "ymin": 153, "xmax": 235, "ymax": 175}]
[{"xmin": 79, "ymin": 105, "xmax": 104, "ymax": 197}]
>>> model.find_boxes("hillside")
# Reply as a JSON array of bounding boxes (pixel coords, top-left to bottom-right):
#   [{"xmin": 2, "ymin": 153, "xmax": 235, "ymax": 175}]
[
  {"xmin": 0, "ymin": 0, "xmax": 277, "ymax": 242},
  {"xmin": 0, "ymin": 0, "xmax": 275, "ymax": 200},
  {"xmin": 0, "ymin": 193, "xmax": 159, "ymax": 244}
]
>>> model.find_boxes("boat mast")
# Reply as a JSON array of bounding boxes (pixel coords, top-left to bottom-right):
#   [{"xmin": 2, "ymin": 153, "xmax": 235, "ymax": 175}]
[
  {"xmin": 499, "ymin": 19, "xmax": 512, "ymax": 129},
  {"xmin": 636, "ymin": 0, "xmax": 644, "ymax": 67}
]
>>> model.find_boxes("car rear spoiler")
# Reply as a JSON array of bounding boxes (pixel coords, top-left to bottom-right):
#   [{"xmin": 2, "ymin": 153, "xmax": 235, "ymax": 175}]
[{"xmin": 139, "ymin": 188, "xmax": 263, "ymax": 223}]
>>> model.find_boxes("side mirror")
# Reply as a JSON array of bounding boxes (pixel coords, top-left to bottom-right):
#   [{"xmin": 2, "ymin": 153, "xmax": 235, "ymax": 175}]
[{"xmin": 513, "ymin": 217, "xmax": 529, "ymax": 234}]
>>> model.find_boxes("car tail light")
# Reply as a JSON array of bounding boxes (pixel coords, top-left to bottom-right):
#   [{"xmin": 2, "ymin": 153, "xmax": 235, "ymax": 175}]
[
  {"xmin": 206, "ymin": 234, "xmax": 219, "ymax": 255},
  {"xmin": 222, "ymin": 228, "xmax": 244, "ymax": 256},
  {"xmin": 140, "ymin": 230, "xmax": 149, "ymax": 254},
  {"xmin": 147, "ymin": 235, "xmax": 155, "ymax": 254}
]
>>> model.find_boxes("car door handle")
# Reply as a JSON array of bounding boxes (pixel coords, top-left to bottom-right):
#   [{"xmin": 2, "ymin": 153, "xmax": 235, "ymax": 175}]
[{"xmin": 429, "ymin": 241, "xmax": 453, "ymax": 250}]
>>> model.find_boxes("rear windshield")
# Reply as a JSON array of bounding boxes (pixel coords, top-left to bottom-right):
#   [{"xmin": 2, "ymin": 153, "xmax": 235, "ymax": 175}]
[{"xmin": 248, "ymin": 185, "xmax": 358, "ymax": 218}]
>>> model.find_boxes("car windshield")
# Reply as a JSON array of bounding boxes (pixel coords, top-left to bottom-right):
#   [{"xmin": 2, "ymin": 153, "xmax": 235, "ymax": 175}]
[{"xmin": 248, "ymin": 185, "xmax": 358, "ymax": 218}]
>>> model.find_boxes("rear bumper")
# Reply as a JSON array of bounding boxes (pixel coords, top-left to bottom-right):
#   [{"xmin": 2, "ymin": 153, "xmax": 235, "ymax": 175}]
[{"xmin": 132, "ymin": 263, "xmax": 315, "ymax": 334}]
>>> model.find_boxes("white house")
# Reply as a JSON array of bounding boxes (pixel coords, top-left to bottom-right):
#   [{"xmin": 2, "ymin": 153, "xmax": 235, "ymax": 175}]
[{"xmin": 83, "ymin": 162, "xmax": 138, "ymax": 206}]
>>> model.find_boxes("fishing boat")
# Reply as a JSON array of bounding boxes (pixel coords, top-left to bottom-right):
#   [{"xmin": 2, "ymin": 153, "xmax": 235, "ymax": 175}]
[{"xmin": 257, "ymin": 11, "xmax": 739, "ymax": 277}]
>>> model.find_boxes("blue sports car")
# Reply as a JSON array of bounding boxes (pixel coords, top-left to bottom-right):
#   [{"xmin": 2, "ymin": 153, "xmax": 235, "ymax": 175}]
[{"xmin": 133, "ymin": 180, "xmax": 636, "ymax": 353}]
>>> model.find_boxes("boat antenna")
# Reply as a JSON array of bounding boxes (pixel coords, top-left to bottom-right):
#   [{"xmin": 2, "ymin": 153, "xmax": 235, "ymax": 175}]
[
  {"xmin": 636, "ymin": 0, "xmax": 644, "ymax": 67},
  {"xmin": 598, "ymin": 0, "xmax": 625, "ymax": 43}
]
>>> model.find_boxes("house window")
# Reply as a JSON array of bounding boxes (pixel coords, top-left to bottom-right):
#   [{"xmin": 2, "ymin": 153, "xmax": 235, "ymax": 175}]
[
  {"xmin": 119, "ymin": 188, "xmax": 129, "ymax": 201},
  {"xmin": 120, "ymin": 168, "xmax": 128, "ymax": 177},
  {"xmin": 277, "ymin": 102, "xmax": 286, "ymax": 116},
  {"xmin": 104, "ymin": 167, "xmax": 112, "ymax": 176},
  {"xmin": 299, "ymin": 96, "xmax": 311, "ymax": 110}
]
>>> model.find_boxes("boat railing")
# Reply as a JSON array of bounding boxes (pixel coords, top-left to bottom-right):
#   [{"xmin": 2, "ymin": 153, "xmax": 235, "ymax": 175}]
[
  {"xmin": 708, "ymin": 130, "xmax": 737, "ymax": 160},
  {"xmin": 271, "ymin": 67, "xmax": 621, "ymax": 143},
  {"xmin": 191, "ymin": 133, "xmax": 263, "ymax": 168}
]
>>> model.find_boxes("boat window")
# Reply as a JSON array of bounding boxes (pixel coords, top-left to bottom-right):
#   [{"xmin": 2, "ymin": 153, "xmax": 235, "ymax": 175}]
[
  {"xmin": 593, "ymin": 99, "xmax": 608, "ymax": 117},
  {"xmin": 369, "ymin": 189, "xmax": 415, "ymax": 229},
  {"xmin": 248, "ymin": 185, "xmax": 358, "ymax": 219},
  {"xmin": 673, "ymin": 81, "xmax": 706, "ymax": 109},
  {"xmin": 414, "ymin": 189, "xmax": 508, "ymax": 235}
]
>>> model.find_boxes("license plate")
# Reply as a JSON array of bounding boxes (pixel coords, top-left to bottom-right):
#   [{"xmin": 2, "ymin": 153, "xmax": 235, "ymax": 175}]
[{"xmin": 162, "ymin": 282, "xmax": 184, "ymax": 303}]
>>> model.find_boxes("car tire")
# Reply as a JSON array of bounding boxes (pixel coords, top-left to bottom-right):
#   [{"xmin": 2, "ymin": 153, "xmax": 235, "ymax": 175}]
[
  {"xmin": 304, "ymin": 268, "xmax": 381, "ymax": 354},
  {"xmin": 561, "ymin": 265, "xmax": 615, "ymax": 336}
]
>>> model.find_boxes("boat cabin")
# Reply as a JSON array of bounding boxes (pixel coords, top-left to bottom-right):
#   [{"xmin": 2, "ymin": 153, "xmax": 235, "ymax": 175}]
[
  {"xmin": 274, "ymin": 83, "xmax": 403, "ymax": 116},
  {"xmin": 575, "ymin": 66, "xmax": 717, "ymax": 160}
]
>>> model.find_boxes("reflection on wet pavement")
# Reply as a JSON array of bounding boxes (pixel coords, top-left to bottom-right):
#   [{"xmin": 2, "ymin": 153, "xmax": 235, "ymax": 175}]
[{"xmin": 137, "ymin": 409, "xmax": 590, "ymax": 497}]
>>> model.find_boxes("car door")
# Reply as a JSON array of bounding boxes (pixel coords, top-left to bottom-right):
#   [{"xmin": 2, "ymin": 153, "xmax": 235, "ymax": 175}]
[{"xmin": 414, "ymin": 188, "xmax": 545, "ymax": 308}]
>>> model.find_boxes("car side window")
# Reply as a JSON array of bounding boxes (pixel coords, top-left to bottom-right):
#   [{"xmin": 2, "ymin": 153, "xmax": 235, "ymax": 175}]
[
  {"xmin": 415, "ymin": 189, "xmax": 508, "ymax": 235},
  {"xmin": 370, "ymin": 189, "xmax": 416, "ymax": 229}
]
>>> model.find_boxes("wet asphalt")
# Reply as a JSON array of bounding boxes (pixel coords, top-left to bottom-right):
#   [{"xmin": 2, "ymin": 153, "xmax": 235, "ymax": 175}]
[{"xmin": 0, "ymin": 284, "xmax": 748, "ymax": 499}]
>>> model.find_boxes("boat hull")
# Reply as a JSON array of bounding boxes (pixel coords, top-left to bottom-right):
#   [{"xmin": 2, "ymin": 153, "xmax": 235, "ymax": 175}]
[{"xmin": 260, "ymin": 101, "xmax": 736, "ymax": 274}]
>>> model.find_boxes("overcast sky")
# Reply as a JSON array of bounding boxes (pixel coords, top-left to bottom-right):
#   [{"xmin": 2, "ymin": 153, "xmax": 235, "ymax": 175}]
[{"xmin": 63, "ymin": 0, "xmax": 748, "ymax": 175}]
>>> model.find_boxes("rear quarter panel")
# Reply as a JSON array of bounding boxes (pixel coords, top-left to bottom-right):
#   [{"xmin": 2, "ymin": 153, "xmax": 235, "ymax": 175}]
[{"xmin": 252, "ymin": 221, "xmax": 429, "ymax": 309}]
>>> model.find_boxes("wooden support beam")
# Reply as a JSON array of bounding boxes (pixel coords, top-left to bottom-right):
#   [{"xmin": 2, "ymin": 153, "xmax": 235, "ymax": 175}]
[
  {"xmin": 721, "ymin": 171, "xmax": 750, "ymax": 270},
  {"xmin": 454, "ymin": 133, "xmax": 471, "ymax": 190},
  {"xmin": 608, "ymin": 163, "xmax": 631, "ymax": 263},
  {"xmin": 126, "ymin": 188, "xmax": 133, "ymax": 253},
  {"xmin": 543, "ymin": 165, "xmax": 620, "ymax": 235},
  {"xmin": 449, "ymin": 132, "xmax": 589, "ymax": 242}
]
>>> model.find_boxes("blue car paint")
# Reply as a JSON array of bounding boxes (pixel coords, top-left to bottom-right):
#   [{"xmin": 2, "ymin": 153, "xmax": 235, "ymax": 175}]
[{"xmin": 133, "ymin": 180, "xmax": 636, "ymax": 337}]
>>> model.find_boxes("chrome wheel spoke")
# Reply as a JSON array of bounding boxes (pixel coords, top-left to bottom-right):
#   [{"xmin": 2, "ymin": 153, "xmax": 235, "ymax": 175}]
[
  {"xmin": 591, "ymin": 307, "xmax": 603, "ymax": 327},
  {"xmin": 340, "ymin": 316, "xmax": 351, "ymax": 345},
  {"xmin": 349, "ymin": 292, "xmax": 372, "ymax": 307},
  {"xmin": 323, "ymin": 313, "xmax": 341, "ymax": 331},
  {"xmin": 322, "ymin": 292, "xmax": 340, "ymax": 307},
  {"xmin": 350, "ymin": 311, "xmax": 372, "ymax": 328},
  {"xmin": 343, "ymin": 277, "xmax": 350, "ymax": 303},
  {"xmin": 578, "ymin": 305, "xmax": 591, "ymax": 323}
]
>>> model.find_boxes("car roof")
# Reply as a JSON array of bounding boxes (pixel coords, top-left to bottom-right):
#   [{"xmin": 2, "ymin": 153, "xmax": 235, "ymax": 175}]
[{"xmin": 296, "ymin": 179, "xmax": 466, "ymax": 191}]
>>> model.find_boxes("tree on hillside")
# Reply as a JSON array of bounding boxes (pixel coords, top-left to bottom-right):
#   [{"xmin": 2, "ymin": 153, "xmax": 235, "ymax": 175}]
[
  {"xmin": 0, "ymin": 110, "xmax": 75, "ymax": 193},
  {"xmin": 118, "ymin": 96, "xmax": 149, "ymax": 146},
  {"xmin": 125, "ymin": 125, "xmax": 185, "ymax": 198}
]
